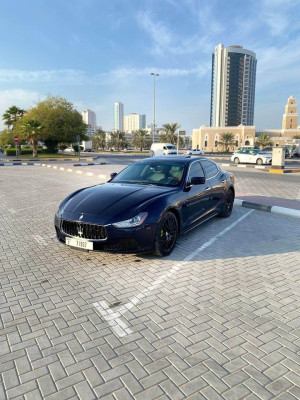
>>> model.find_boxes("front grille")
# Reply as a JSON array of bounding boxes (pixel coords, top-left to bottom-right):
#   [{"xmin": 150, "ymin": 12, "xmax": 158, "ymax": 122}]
[{"xmin": 61, "ymin": 220, "xmax": 107, "ymax": 240}]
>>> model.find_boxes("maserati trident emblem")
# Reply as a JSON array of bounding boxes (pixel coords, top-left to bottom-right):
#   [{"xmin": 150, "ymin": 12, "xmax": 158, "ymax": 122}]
[{"xmin": 77, "ymin": 223, "xmax": 83, "ymax": 238}]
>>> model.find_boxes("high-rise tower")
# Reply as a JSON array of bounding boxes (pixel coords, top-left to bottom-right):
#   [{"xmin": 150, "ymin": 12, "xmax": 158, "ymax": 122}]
[
  {"xmin": 82, "ymin": 109, "xmax": 97, "ymax": 127},
  {"xmin": 210, "ymin": 44, "xmax": 257, "ymax": 127},
  {"xmin": 113, "ymin": 102, "xmax": 124, "ymax": 131}
]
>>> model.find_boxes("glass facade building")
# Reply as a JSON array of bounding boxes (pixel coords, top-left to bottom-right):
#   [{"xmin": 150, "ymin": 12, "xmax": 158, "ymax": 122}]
[
  {"xmin": 113, "ymin": 102, "xmax": 124, "ymax": 131},
  {"xmin": 210, "ymin": 44, "xmax": 257, "ymax": 127}
]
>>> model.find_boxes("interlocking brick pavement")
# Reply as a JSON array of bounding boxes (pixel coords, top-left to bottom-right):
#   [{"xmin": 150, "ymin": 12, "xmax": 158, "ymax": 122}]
[{"xmin": 0, "ymin": 166, "xmax": 300, "ymax": 399}]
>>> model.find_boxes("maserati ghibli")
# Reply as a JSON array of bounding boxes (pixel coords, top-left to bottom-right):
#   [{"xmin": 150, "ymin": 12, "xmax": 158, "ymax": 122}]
[{"xmin": 54, "ymin": 156, "xmax": 235, "ymax": 256}]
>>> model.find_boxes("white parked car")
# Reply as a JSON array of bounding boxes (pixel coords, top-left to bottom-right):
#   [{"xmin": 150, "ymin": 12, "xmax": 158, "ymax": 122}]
[
  {"xmin": 186, "ymin": 149, "xmax": 205, "ymax": 155},
  {"xmin": 231, "ymin": 149, "xmax": 272, "ymax": 165}
]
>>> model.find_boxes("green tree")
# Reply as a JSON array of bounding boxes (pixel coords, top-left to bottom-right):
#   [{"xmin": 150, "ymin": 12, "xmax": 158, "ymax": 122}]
[
  {"xmin": 160, "ymin": 123, "xmax": 181, "ymax": 145},
  {"xmin": 218, "ymin": 133, "xmax": 235, "ymax": 152},
  {"xmin": 92, "ymin": 129, "xmax": 107, "ymax": 151},
  {"xmin": 0, "ymin": 129, "xmax": 15, "ymax": 147},
  {"xmin": 20, "ymin": 120, "xmax": 43, "ymax": 157},
  {"xmin": 15, "ymin": 96, "xmax": 87, "ymax": 152},
  {"xmin": 132, "ymin": 129, "xmax": 150, "ymax": 151},
  {"xmin": 108, "ymin": 130, "xmax": 127, "ymax": 151},
  {"xmin": 2, "ymin": 106, "xmax": 25, "ymax": 130},
  {"xmin": 293, "ymin": 135, "xmax": 300, "ymax": 139},
  {"xmin": 255, "ymin": 133, "xmax": 273, "ymax": 149}
]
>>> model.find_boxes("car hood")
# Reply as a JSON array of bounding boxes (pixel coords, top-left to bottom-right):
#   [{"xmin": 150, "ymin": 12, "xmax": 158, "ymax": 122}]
[{"xmin": 62, "ymin": 182, "xmax": 176, "ymax": 219}]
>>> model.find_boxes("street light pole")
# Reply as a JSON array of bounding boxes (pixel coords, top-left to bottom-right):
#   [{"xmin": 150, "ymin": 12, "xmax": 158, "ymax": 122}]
[{"xmin": 151, "ymin": 73, "xmax": 159, "ymax": 144}]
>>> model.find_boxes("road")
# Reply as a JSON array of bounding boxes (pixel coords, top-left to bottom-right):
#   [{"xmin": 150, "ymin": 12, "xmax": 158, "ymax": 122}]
[{"xmin": 0, "ymin": 165, "xmax": 300, "ymax": 399}]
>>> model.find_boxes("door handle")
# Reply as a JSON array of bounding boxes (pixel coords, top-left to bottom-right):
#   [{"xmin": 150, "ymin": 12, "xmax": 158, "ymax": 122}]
[{"xmin": 205, "ymin": 187, "xmax": 210, "ymax": 191}]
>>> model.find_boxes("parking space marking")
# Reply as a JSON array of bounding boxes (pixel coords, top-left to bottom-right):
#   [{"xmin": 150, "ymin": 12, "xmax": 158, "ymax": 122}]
[
  {"xmin": 32, "ymin": 235, "xmax": 48, "ymax": 246},
  {"xmin": 94, "ymin": 209, "xmax": 254, "ymax": 337}
]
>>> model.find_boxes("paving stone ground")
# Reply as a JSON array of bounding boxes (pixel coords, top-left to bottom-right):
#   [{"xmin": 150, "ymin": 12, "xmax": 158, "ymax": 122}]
[{"xmin": 0, "ymin": 166, "xmax": 300, "ymax": 400}]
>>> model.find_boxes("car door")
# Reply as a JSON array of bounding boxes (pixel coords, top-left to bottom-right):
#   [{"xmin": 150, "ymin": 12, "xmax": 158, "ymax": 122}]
[
  {"xmin": 184, "ymin": 161, "xmax": 212, "ymax": 227},
  {"xmin": 239, "ymin": 150, "xmax": 250, "ymax": 163},
  {"xmin": 200, "ymin": 160, "xmax": 225, "ymax": 209}
]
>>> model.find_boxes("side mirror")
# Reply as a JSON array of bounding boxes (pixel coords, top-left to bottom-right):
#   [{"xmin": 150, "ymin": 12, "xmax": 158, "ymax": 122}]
[
  {"xmin": 110, "ymin": 172, "xmax": 118, "ymax": 179},
  {"xmin": 190, "ymin": 176, "xmax": 205, "ymax": 185}
]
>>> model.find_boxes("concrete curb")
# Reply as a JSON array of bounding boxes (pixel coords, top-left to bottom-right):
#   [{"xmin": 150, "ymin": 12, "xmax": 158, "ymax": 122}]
[
  {"xmin": 269, "ymin": 168, "xmax": 300, "ymax": 174},
  {"xmin": 234, "ymin": 199, "xmax": 300, "ymax": 218},
  {"xmin": 220, "ymin": 163, "xmax": 268, "ymax": 170},
  {"xmin": 1, "ymin": 157, "xmax": 96, "ymax": 162},
  {"xmin": 0, "ymin": 162, "xmax": 41, "ymax": 166},
  {"xmin": 72, "ymin": 162, "xmax": 107, "ymax": 166}
]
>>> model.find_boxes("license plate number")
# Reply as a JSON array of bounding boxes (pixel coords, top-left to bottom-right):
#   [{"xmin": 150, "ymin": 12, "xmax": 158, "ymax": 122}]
[{"xmin": 66, "ymin": 237, "xmax": 93, "ymax": 250}]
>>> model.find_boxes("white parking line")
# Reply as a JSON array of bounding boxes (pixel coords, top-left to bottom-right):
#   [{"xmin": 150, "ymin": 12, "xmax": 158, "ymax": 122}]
[{"xmin": 94, "ymin": 209, "xmax": 254, "ymax": 337}]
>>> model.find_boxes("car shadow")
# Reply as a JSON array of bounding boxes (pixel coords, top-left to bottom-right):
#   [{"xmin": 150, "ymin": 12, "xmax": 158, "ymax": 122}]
[{"xmin": 139, "ymin": 207, "xmax": 299, "ymax": 262}]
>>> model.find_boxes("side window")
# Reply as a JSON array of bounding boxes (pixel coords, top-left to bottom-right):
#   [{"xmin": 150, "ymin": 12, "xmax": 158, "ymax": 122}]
[
  {"xmin": 201, "ymin": 160, "xmax": 219, "ymax": 179},
  {"xmin": 187, "ymin": 162, "xmax": 205, "ymax": 183}
]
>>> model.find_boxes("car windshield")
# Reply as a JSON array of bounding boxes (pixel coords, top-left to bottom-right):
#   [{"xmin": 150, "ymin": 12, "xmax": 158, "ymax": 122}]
[
  {"xmin": 166, "ymin": 145, "xmax": 176, "ymax": 150},
  {"xmin": 111, "ymin": 161, "xmax": 185, "ymax": 187}
]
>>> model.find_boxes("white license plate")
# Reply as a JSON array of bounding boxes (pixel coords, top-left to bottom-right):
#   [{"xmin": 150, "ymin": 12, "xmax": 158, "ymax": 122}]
[{"xmin": 66, "ymin": 237, "xmax": 93, "ymax": 250}]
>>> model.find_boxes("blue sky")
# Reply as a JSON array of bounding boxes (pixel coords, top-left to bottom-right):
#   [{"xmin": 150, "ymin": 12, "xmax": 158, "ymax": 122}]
[{"xmin": 0, "ymin": 0, "xmax": 299, "ymax": 134}]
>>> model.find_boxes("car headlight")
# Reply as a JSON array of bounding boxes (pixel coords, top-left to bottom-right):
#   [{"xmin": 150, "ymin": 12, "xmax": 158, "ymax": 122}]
[
  {"xmin": 55, "ymin": 209, "xmax": 61, "ymax": 219},
  {"xmin": 112, "ymin": 212, "xmax": 148, "ymax": 228}
]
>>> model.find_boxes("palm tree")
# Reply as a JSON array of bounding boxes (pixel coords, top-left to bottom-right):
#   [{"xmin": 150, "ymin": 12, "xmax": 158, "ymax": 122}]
[
  {"xmin": 255, "ymin": 133, "xmax": 273, "ymax": 149},
  {"xmin": 132, "ymin": 129, "xmax": 149, "ymax": 151},
  {"xmin": 108, "ymin": 130, "xmax": 127, "ymax": 151},
  {"xmin": 160, "ymin": 123, "xmax": 181, "ymax": 145},
  {"xmin": 92, "ymin": 129, "xmax": 107, "ymax": 151},
  {"xmin": 21, "ymin": 120, "xmax": 43, "ymax": 157},
  {"xmin": 2, "ymin": 106, "xmax": 25, "ymax": 130},
  {"xmin": 218, "ymin": 133, "xmax": 235, "ymax": 152}
]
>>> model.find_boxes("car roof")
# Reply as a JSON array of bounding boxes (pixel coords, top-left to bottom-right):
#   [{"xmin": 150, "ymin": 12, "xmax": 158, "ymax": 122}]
[{"xmin": 141, "ymin": 155, "xmax": 211, "ymax": 165}]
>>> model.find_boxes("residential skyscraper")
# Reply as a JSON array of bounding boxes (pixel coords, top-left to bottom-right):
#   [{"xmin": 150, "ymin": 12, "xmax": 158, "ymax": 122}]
[
  {"xmin": 82, "ymin": 109, "xmax": 97, "ymax": 127},
  {"xmin": 210, "ymin": 44, "xmax": 257, "ymax": 127},
  {"xmin": 123, "ymin": 113, "xmax": 146, "ymax": 133},
  {"xmin": 113, "ymin": 102, "xmax": 124, "ymax": 131},
  {"xmin": 82, "ymin": 109, "xmax": 97, "ymax": 136}
]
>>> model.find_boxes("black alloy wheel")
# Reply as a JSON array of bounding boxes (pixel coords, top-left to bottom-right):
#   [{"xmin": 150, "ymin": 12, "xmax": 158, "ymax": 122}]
[
  {"xmin": 218, "ymin": 189, "xmax": 234, "ymax": 218},
  {"xmin": 154, "ymin": 211, "xmax": 178, "ymax": 256}
]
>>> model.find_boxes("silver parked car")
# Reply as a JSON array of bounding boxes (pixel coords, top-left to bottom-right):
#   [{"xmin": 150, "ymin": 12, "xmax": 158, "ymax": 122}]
[{"xmin": 231, "ymin": 149, "xmax": 272, "ymax": 165}]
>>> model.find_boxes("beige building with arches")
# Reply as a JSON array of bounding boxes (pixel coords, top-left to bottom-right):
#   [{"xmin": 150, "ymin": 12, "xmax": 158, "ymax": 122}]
[
  {"xmin": 192, "ymin": 124, "xmax": 255, "ymax": 152},
  {"xmin": 192, "ymin": 96, "xmax": 300, "ymax": 151}
]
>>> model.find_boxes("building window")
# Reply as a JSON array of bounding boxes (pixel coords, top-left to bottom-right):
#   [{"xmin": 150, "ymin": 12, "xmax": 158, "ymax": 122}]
[
  {"xmin": 204, "ymin": 140, "xmax": 208, "ymax": 147},
  {"xmin": 245, "ymin": 140, "xmax": 250, "ymax": 145},
  {"xmin": 215, "ymin": 140, "xmax": 218, "ymax": 147},
  {"xmin": 235, "ymin": 140, "xmax": 238, "ymax": 146}
]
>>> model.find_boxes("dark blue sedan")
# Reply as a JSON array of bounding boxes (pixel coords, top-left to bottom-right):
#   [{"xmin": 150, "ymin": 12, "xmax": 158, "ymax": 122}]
[{"xmin": 55, "ymin": 156, "xmax": 235, "ymax": 256}]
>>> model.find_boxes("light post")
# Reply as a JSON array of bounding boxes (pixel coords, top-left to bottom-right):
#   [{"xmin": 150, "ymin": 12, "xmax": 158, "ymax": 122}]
[{"xmin": 151, "ymin": 72, "xmax": 159, "ymax": 144}]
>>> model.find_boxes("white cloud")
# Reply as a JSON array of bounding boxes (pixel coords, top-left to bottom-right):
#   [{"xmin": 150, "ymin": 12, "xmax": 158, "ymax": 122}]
[
  {"xmin": 261, "ymin": 0, "xmax": 298, "ymax": 36},
  {"xmin": 256, "ymin": 38, "xmax": 300, "ymax": 87},
  {"xmin": 0, "ymin": 65, "xmax": 211, "ymax": 88},
  {"xmin": 136, "ymin": 4, "xmax": 221, "ymax": 56},
  {"xmin": 0, "ymin": 69, "xmax": 86, "ymax": 84}
]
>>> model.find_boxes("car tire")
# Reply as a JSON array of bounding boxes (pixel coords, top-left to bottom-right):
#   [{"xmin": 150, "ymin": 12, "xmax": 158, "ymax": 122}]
[
  {"xmin": 256, "ymin": 158, "xmax": 263, "ymax": 165},
  {"xmin": 234, "ymin": 157, "xmax": 240, "ymax": 164},
  {"xmin": 218, "ymin": 189, "xmax": 234, "ymax": 218},
  {"xmin": 153, "ymin": 211, "xmax": 178, "ymax": 256}
]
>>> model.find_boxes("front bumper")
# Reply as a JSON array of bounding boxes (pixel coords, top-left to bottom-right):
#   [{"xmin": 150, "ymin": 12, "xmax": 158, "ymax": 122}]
[{"xmin": 54, "ymin": 214, "xmax": 157, "ymax": 253}]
